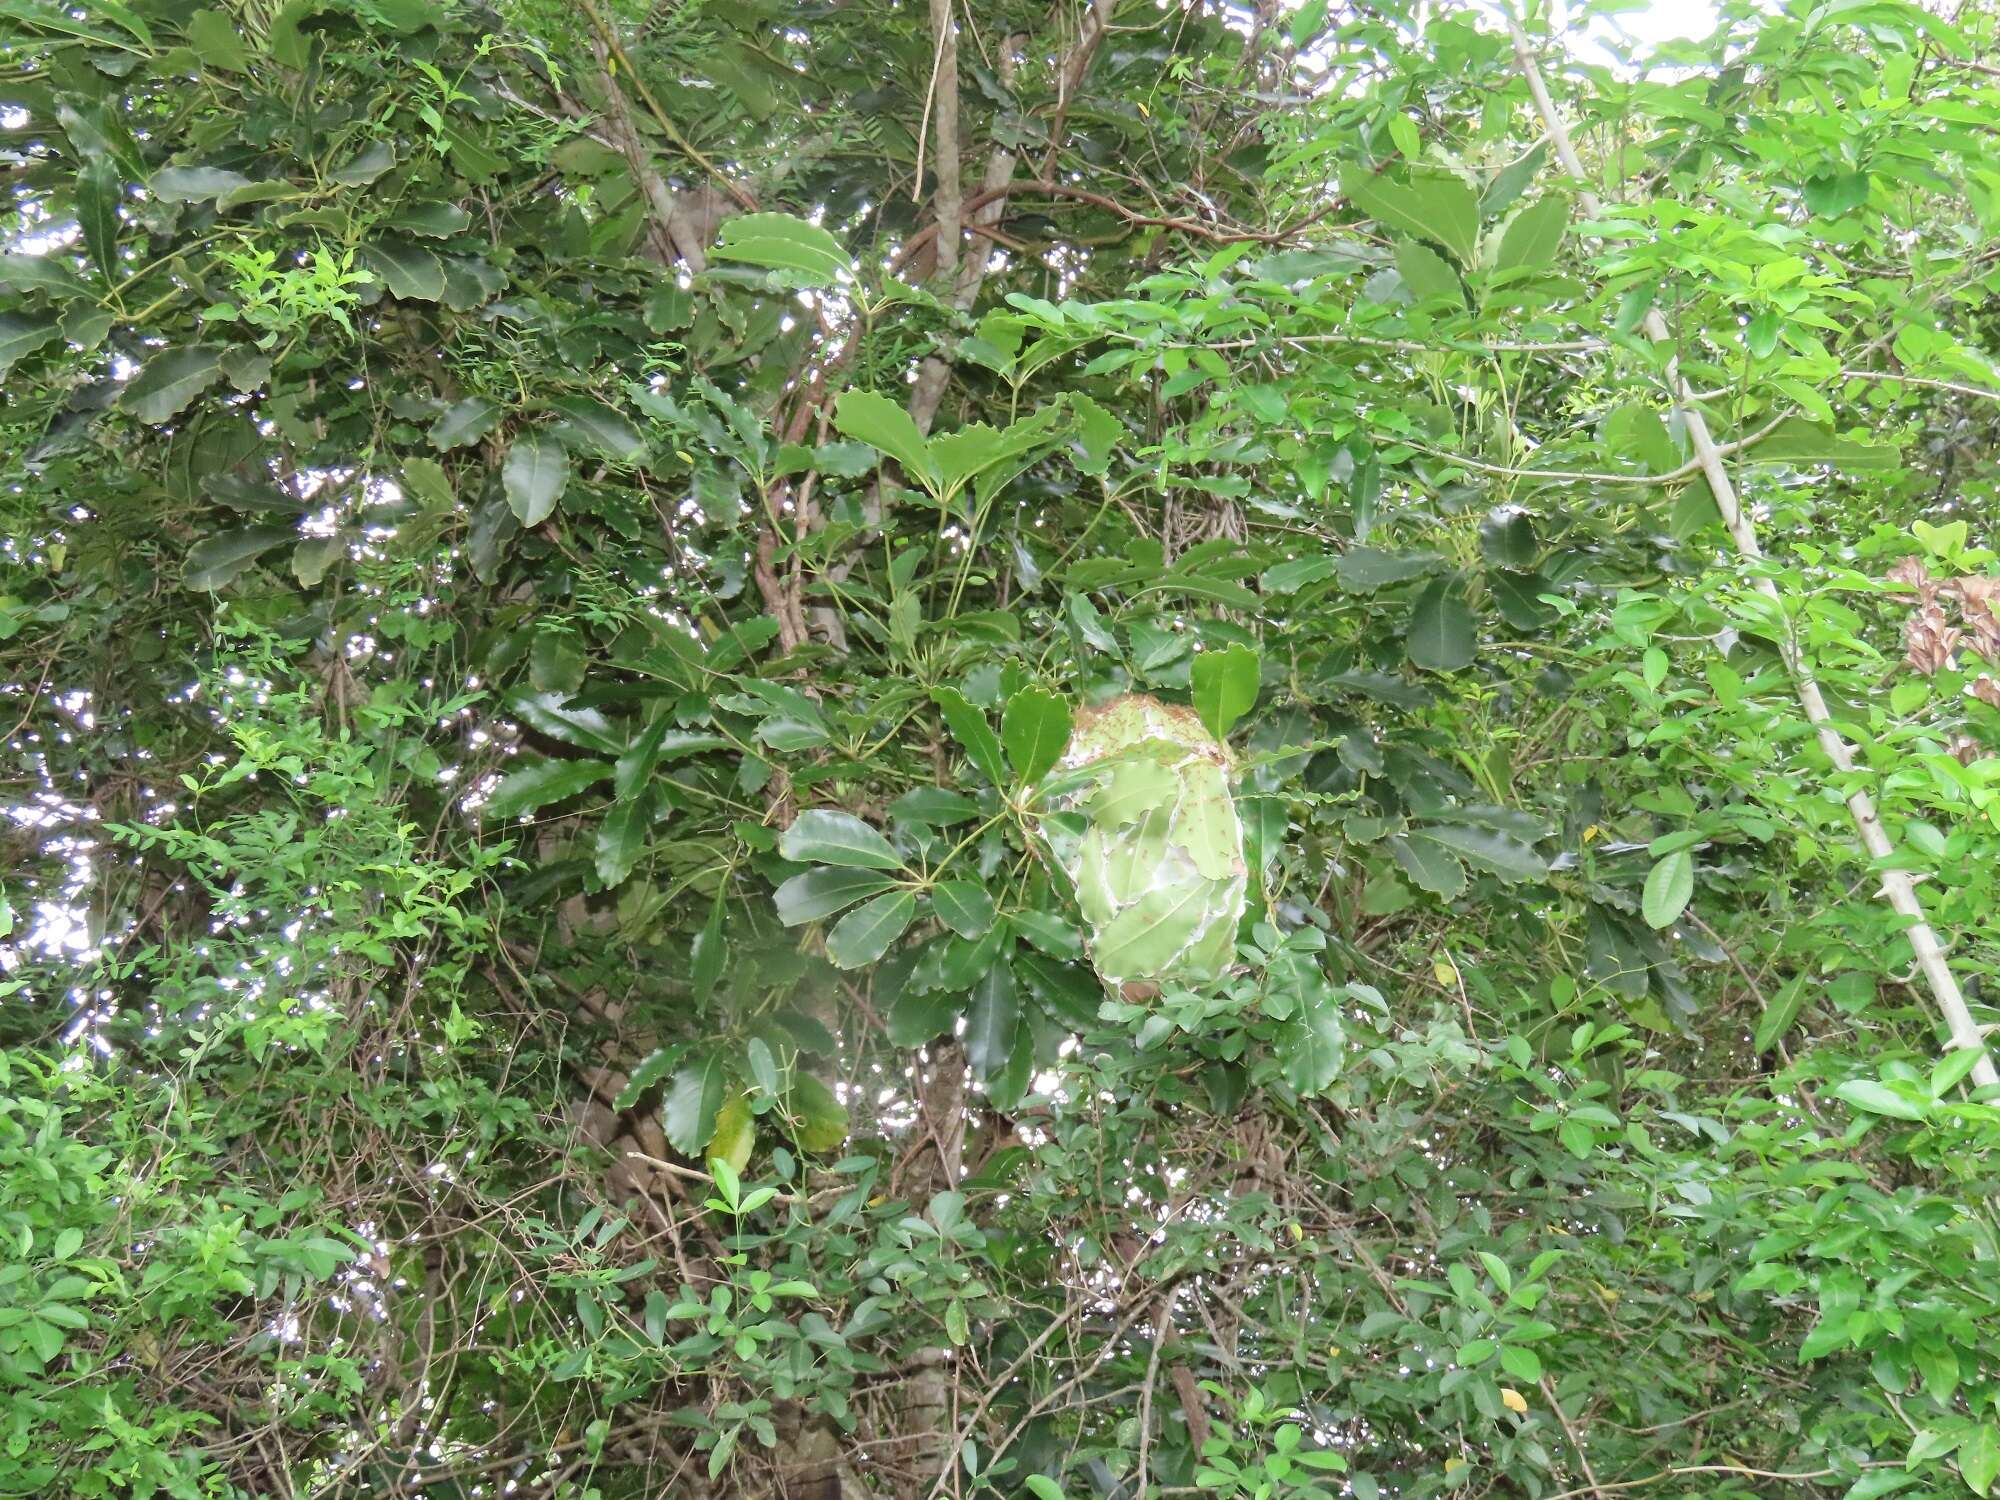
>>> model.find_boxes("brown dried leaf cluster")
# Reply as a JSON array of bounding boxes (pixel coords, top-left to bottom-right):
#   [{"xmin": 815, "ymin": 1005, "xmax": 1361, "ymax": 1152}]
[{"xmin": 1887, "ymin": 559, "xmax": 2000, "ymax": 749}]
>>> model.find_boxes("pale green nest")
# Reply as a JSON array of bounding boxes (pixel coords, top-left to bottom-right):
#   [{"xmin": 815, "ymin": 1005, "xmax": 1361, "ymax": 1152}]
[{"xmin": 1036, "ymin": 694, "xmax": 1247, "ymax": 989}]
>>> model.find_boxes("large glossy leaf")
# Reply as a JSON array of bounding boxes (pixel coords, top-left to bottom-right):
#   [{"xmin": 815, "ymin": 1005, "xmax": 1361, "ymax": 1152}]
[
  {"xmin": 121, "ymin": 346, "xmax": 224, "ymax": 422},
  {"xmin": 833, "ymin": 390, "xmax": 936, "ymax": 489},
  {"xmin": 711, "ymin": 211, "xmax": 853, "ymax": 286},
  {"xmin": 1002, "ymin": 688, "xmax": 1072, "ymax": 784},
  {"xmin": 929, "ymin": 881, "xmax": 995, "ymax": 939},
  {"xmin": 184, "ymin": 525, "xmax": 295, "ymax": 590},
  {"xmin": 481, "ymin": 758, "xmax": 611, "ymax": 819},
  {"xmin": 1407, "ymin": 579, "xmax": 1475, "ymax": 672},
  {"xmin": 75, "ymin": 158, "xmax": 121, "ymax": 278},
  {"xmin": 593, "ymin": 795, "xmax": 652, "ymax": 886},
  {"xmin": 963, "ymin": 962, "xmax": 1020, "ymax": 1079},
  {"xmin": 933, "ymin": 687, "xmax": 1007, "ymax": 786},
  {"xmin": 779, "ymin": 809, "xmax": 902, "ymax": 869},
  {"xmin": 775, "ymin": 867, "xmax": 897, "ymax": 925},
  {"xmin": 1190, "ymin": 644, "xmax": 1259, "ymax": 740},
  {"xmin": 502, "ymin": 436, "xmax": 569, "ymax": 526},
  {"xmin": 0, "ymin": 312, "xmax": 63, "ymax": 376},
  {"xmin": 1494, "ymin": 193, "xmax": 1570, "ymax": 272},
  {"xmin": 825, "ymin": 890, "xmax": 917, "ymax": 969},
  {"xmin": 662, "ymin": 1054, "xmax": 725, "ymax": 1156},
  {"xmin": 1344, "ymin": 167, "xmax": 1480, "ymax": 263},
  {"xmin": 1420, "ymin": 824, "xmax": 1545, "ymax": 883}
]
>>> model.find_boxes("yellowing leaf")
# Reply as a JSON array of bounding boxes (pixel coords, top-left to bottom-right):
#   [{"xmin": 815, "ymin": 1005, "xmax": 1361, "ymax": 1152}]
[{"xmin": 1500, "ymin": 1387, "xmax": 1529, "ymax": 1414}]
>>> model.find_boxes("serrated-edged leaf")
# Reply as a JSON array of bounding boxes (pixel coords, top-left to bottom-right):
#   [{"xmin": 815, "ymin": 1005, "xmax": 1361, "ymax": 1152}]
[
  {"xmin": 428, "ymin": 396, "xmax": 502, "ymax": 449},
  {"xmin": 615, "ymin": 717, "xmax": 732, "ymax": 798},
  {"xmin": 184, "ymin": 524, "xmax": 295, "ymax": 590},
  {"xmin": 594, "ymin": 795, "xmax": 652, "ymax": 886},
  {"xmin": 1407, "ymin": 578, "xmax": 1475, "ymax": 672},
  {"xmin": 384, "ymin": 201, "xmax": 472, "ymax": 238},
  {"xmin": 1390, "ymin": 833, "xmax": 1466, "ymax": 899},
  {"xmin": 331, "ymin": 139, "xmax": 396, "ymax": 185},
  {"xmin": 1190, "ymin": 644, "xmax": 1259, "ymax": 740},
  {"xmin": 1419, "ymin": 823, "xmax": 1545, "ymax": 883},
  {"xmin": 0, "ymin": 312, "xmax": 64, "ymax": 376},
  {"xmin": 505, "ymin": 688, "xmax": 625, "ymax": 755},
  {"xmin": 481, "ymin": 758, "xmax": 611, "ymax": 820},
  {"xmin": 833, "ymin": 390, "xmax": 936, "ymax": 489},
  {"xmin": 930, "ymin": 881, "xmax": 995, "ymax": 939},
  {"xmin": 711, "ymin": 211, "xmax": 853, "ymax": 286},
  {"xmin": 775, "ymin": 867, "xmax": 897, "ymax": 925},
  {"xmin": 780, "ymin": 809, "xmax": 903, "ymax": 870},
  {"xmin": 1395, "ymin": 238, "xmax": 1462, "ymax": 304},
  {"xmin": 1010, "ymin": 910, "xmax": 1084, "ymax": 960},
  {"xmin": 614, "ymin": 1045, "xmax": 685, "ymax": 1108},
  {"xmin": 502, "ymin": 436, "xmax": 570, "ymax": 526},
  {"xmin": 933, "ymin": 687, "xmax": 1006, "ymax": 785},
  {"xmin": 0, "ymin": 253, "xmax": 93, "ymax": 299},
  {"xmin": 121, "ymin": 346, "xmax": 224, "ymax": 422},
  {"xmin": 76, "ymin": 158, "xmax": 121, "ymax": 279},
  {"xmin": 1003, "ymin": 688, "xmax": 1072, "ymax": 783},
  {"xmin": 825, "ymin": 890, "xmax": 918, "ymax": 969},
  {"xmin": 662, "ymin": 1054, "xmax": 725, "ymax": 1155},
  {"xmin": 1641, "ymin": 848, "xmax": 1694, "ymax": 929},
  {"xmin": 402, "ymin": 456, "xmax": 453, "ymax": 507}
]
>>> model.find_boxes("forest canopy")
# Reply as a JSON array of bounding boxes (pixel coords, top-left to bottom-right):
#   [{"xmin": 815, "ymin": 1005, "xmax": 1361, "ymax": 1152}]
[{"xmin": 3, "ymin": 0, "xmax": 2000, "ymax": 1498}]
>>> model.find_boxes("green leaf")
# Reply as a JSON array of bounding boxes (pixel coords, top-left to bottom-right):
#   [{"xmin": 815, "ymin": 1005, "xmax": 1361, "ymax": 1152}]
[
  {"xmin": 833, "ymin": 390, "xmax": 936, "ymax": 489},
  {"xmin": 1831, "ymin": 1080, "xmax": 1928, "ymax": 1122},
  {"xmin": 1395, "ymin": 238, "xmax": 1462, "ymax": 305},
  {"xmin": 786, "ymin": 1072, "xmax": 848, "ymax": 1152},
  {"xmin": 1003, "ymin": 688, "xmax": 1072, "ymax": 783},
  {"xmin": 1407, "ymin": 579, "xmax": 1475, "ymax": 672},
  {"xmin": 1962, "ymin": 1425, "xmax": 2000, "ymax": 1498},
  {"xmin": 1335, "ymin": 548, "xmax": 1442, "ymax": 593},
  {"xmin": 964, "ymin": 962, "xmax": 1020, "ymax": 1079},
  {"xmin": 775, "ymin": 868, "xmax": 897, "ymax": 925},
  {"xmin": 1753, "ymin": 975, "xmax": 1809, "ymax": 1055},
  {"xmin": 1190, "ymin": 644, "xmax": 1260, "ymax": 740},
  {"xmin": 663, "ymin": 1055, "xmax": 725, "ymax": 1156},
  {"xmin": 933, "ymin": 687, "xmax": 1007, "ymax": 785},
  {"xmin": 1455, "ymin": 1338, "xmax": 1497, "ymax": 1367},
  {"xmin": 0, "ymin": 253, "xmax": 92, "ymax": 299},
  {"xmin": 1494, "ymin": 193, "xmax": 1570, "ymax": 272},
  {"xmin": 779, "ymin": 809, "xmax": 903, "ymax": 870},
  {"xmin": 1749, "ymin": 417, "xmax": 1899, "ymax": 472},
  {"xmin": 614, "ymin": 718, "xmax": 731, "ymax": 798},
  {"xmin": 150, "ymin": 164, "xmax": 254, "ymax": 202},
  {"xmin": 482, "ymin": 758, "xmax": 612, "ymax": 820},
  {"xmin": 75, "ymin": 158, "xmax": 121, "ymax": 279},
  {"xmin": 890, "ymin": 786, "xmax": 981, "ymax": 826},
  {"xmin": 1390, "ymin": 834, "xmax": 1466, "ymax": 900},
  {"xmin": 502, "ymin": 436, "xmax": 570, "ymax": 526},
  {"xmin": 1344, "ymin": 167, "xmax": 1480, "ymax": 263},
  {"xmin": 930, "ymin": 881, "xmax": 995, "ymax": 939},
  {"xmin": 1419, "ymin": 824, "xmax": 1545, "ymax": 883},
  {"xmin": 825, "ymin": 890, "xmax": 918, "ymax": 969},
  {"xmin": 550, "ymin": 398, "xmax": 648, "ymax": 463},
  {"xmin": 0, "ymin": 312, "xmax": 63, "ymax": 377},
  {"xmin": 1261, "ymin": 557, "xmax": 1337, "ymax": 594},
  {"xmin": 711, "ymin": 212, "xmax": 853, "ymax": 286},
  {"xmin": 187, "ymin": 7, "xmax": 249, "ymax": 68},
  {"xmin": 184, "ymin": 524, "xmax": 295, "ymax": 590},
  {"xmin": 593, "ymin": 796, "xmax": 651, "ymax": 886},
  {"xmin": 1025, "ymin": 1478, "xmax": 1067, "ymax": 1500},
  {"xmin": 691, "ymin": 898, "xmax": 727, "ymax": 998},
  {"xmin": 360, "ymin": 240, "xmax": 446, "ymax": 301},
  {"xmin": 428, "ymin": 396, "xmax": 502, "ymax": 449},
  {"xmin": 1641, "ymin": 849, "xmax": 1694, "ymax": 929},
  {"xmin": 121, "ymin": 346, "xmax": 225, "ymax": 423},
  {"xmin": 1282, "ymin": 972, "xmax": 1346, "ymax": 1095}
]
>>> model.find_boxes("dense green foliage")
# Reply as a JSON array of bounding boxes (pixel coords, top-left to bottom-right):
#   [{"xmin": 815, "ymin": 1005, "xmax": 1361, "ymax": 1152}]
[{"xmin": 4, "ymin": 0, "xmax": 2000, "ymax": 1497}]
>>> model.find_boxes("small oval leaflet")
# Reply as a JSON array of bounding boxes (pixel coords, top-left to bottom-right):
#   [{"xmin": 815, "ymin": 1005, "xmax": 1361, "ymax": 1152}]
[{"xmin": 1034, "ymin": 694, "xmax": 1247, "ymax": 990}]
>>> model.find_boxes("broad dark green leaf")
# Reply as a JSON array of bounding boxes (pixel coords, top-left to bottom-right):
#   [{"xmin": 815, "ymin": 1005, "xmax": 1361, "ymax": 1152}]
[
  {"xmin": 481, "ymin": 758, "xmax": 611, "ymax": 819},
  {"xmin": 933, "ymin": 687, "xmax": 1007, "ymax": 786},
  {"xmin": 1419, "ymin": 824, "xmax": 1545, "ymax": 883},
  {"xmin": 183, "ymin": 524, "xmax": 295, "ymax": 590},
  {"xmin": 1641, "ymin": 848, "xmax": 1694, "ymax": 929},
  {"xmin": 121, "ymin": 346, "xmax": 225, "ymax": 422},
  {"xmin": 1344, "ymin": 167, "xmax": 1480, "ymax": 263},
  {"xmin": 930, "ymin": 881, "xmax": 995, "ymax": 939},
  {"xmin": 1002, "ymin": 688, "xmax": 1072, "ymax": 783},
  {"xmin": 711, "ymin": 211, "xmax": 853, "ymax": 286},
  {"xmin": 1494, "ymin": 193, "xmax": 1570, "ymax": 272},
  {"xmin": 779, "ymin": 809, "xmax": 903, "ymax": 870},
  {"xmin": 662, "ymin": 1054, "xmax": 725, "ymax": 1155},
  {"xmin": 775, "ymin": 868, "xmax": 897, "ymax": 926},
  {"xmin": 75, "ymin": 158, "xmax": 121, "ymax": 278},
  {"xmin": 0, "ymin": 312, "xmax": 63, "ymax": 376},
  {"xmin": 428, "ymin": 396, "xmax": 502, "ymax": 449},
  {"xmin": 825, "ymin": 890, "xmax": 917, "ymax": 969},
  {"xmin": 502, "ymin": 436, "xmax": 570, "ymax": 526},
  {"xmin": 1335, "ymin": 548, "xmax": 1442, "ymax": 593},
  {"xmin": 833, "ymin": 390, "xmax": 936, "ymax": 489},
  {"xmin": 594, "ymin": 795, "xmax": 652, "ymax": 886},
  {"xmin": 963, "ymin": 962, "xmax": 1020, "ymax": 1079},
  {"xmin": 1406, "ymin": 579, "xmax": 1475, "ymax": 672},
  {"xmin": 150, "ymin": 165, "xmax": 253, "ymax": 202},
  {"xmin": 1190, "ymin": 644, "xmax": 1260, "ymax": 740}
]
